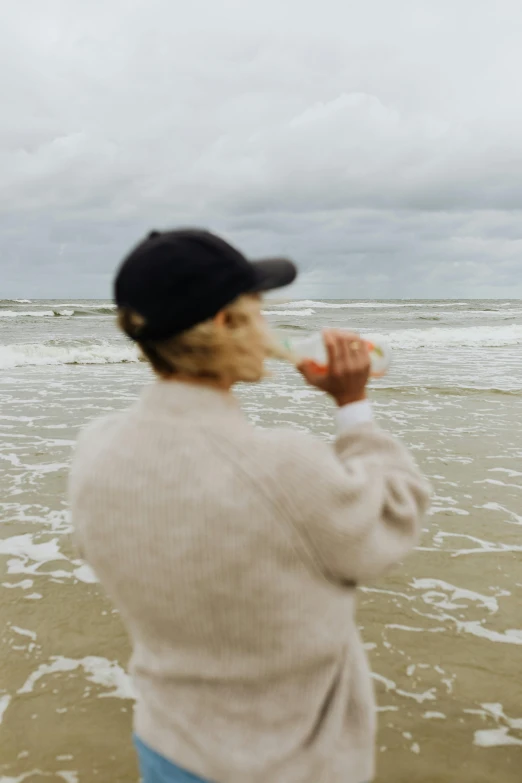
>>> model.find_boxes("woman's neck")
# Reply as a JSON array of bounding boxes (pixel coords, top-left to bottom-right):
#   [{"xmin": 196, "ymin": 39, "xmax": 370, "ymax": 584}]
[{"xmin": 166, "ymin": 373, "xmax": 233, "ymax": 393}]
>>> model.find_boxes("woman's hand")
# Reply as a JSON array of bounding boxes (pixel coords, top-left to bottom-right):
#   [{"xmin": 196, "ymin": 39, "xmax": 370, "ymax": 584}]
[{"xmin": 298, "ymin": 329, "xmax": 370, "ymax": 407}]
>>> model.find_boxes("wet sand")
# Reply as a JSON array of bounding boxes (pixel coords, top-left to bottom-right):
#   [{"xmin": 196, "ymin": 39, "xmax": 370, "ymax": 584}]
[{"xmin": 1, "ymin": 364, "xmax": 522, "ymax": 782}]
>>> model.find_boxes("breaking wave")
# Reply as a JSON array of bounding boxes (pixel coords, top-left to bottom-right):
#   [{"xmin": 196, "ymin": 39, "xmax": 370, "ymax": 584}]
[{"xmin": 0, "ymin": 340, "xmax": 139, "ymax": 369}]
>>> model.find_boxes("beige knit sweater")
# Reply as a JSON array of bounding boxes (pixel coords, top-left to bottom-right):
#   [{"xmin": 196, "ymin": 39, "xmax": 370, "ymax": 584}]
[{"xmin": 69, "ymin": 381, "xmax": 430, "ymax": 783}]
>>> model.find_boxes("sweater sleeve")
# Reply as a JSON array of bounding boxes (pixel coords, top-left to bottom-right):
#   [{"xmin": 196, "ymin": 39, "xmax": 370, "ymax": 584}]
[
  {"xmin": 274, "ymin": 422, "xmax": 431, "ymax": 584},
  {"xmin": 68, "ymin": 413, "xmax": 123, "ymax": 561}
]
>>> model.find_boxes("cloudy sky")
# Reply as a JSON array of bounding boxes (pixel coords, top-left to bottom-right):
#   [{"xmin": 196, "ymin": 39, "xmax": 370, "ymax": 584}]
[{"xmin": 2, "ymin": 0, "xmax": 522, "ymax": 298}]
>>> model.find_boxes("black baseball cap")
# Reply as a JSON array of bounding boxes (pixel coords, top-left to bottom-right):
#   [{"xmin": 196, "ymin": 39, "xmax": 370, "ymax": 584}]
[{"xmin": 114, "ymin": 228, "xmax": 297, "ymax": 341}]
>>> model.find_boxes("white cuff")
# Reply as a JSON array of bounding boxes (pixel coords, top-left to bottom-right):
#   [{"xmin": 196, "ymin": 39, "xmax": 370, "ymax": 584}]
[{"xmin": 335, "ymin": 399, "xmax": 373, "ymax": 435}]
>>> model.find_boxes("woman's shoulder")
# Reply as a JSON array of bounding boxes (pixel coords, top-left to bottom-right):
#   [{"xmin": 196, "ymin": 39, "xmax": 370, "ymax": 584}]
[
  {"xmin": 229, "ymin": 423, "xmax": 339, "ymax": 481},
  {"xmin": 72, "ymin": 411, "xmax": 128, "ymax": 463},
  {"xmin": 256, "ymin": 423, "xmax": 335, "ymax": 453}
]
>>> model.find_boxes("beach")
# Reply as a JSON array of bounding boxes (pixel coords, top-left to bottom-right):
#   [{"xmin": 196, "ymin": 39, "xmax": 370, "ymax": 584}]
[{"xmin": 1, "ymin": 298, "xmax": 522, "ymax": 782}]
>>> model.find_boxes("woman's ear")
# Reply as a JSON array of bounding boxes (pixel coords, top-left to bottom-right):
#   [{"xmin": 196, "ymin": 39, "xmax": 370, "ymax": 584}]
[{"xmin": 214, "ymin": 310, "xmax": 226, "ymax": 327}]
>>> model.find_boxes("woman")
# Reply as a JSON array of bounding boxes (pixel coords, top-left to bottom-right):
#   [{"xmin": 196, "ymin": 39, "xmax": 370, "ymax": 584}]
[{"xmin": 69, "ymin": 228, "xmax": 430, "ymax": 783}]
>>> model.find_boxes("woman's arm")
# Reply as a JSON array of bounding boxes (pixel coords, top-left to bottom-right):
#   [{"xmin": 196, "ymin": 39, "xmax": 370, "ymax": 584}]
[
  {"xmin": 274, "ymin": 329, "xmax": 430, "ymax": 584},
  {"xmin": 274, "ymin": 421, "xmax": 430, "ymax": 585}
]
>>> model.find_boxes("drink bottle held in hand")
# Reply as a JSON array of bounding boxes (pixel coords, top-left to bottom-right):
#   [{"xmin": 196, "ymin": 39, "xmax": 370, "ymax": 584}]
[{"xmin": 280, "ymin": 332, "xmax": 391, "ymax": 377}]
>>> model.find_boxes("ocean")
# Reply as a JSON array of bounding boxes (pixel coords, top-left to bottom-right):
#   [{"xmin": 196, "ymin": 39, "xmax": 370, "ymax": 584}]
[{"xmin": 1, "ymin": 298, "xmax": 521, "ymax": 782}]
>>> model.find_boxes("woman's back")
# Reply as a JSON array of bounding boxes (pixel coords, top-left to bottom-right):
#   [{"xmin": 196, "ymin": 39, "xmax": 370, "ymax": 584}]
[{"xmin": 70, "ymin": 380, "xmax": 428, "ymax": 783}]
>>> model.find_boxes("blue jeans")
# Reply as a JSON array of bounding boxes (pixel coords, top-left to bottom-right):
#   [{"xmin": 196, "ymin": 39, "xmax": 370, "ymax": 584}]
[
  {"xmin": 134, "ymin": 734, "xmax": 370, "ymax": 783},
  {"xmin": 134, "ymin": 736, "xmax": 210, "ymax": 782}
]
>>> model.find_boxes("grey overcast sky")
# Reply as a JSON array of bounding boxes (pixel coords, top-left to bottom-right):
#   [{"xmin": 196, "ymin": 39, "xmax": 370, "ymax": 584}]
[{"xmin": 2, "ymin": 0, "xmax": 522, "ymax": 299}]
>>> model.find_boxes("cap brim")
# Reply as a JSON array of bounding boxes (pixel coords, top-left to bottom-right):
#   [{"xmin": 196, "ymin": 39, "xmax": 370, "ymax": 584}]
[{"xmin": 249, "ymin": 258, "xmax": 297, "ymax": 293}]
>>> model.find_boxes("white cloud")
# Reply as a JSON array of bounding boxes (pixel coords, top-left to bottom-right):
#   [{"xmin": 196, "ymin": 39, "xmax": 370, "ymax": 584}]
[{"xmin": 2, "ymin": 0, "xmax": 522, "ymax": 297}]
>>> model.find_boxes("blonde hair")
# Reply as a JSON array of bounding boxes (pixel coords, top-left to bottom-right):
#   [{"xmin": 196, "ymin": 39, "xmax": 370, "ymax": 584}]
[{"xmin": 118, "ymin": 295, "xmax": 289, "ymax": 383}]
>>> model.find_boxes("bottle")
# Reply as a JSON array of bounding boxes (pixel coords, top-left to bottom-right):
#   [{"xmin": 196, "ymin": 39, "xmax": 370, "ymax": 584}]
[{"xmin": 279, "ymin": 332, "xmax": 391, "ymax": 378}]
